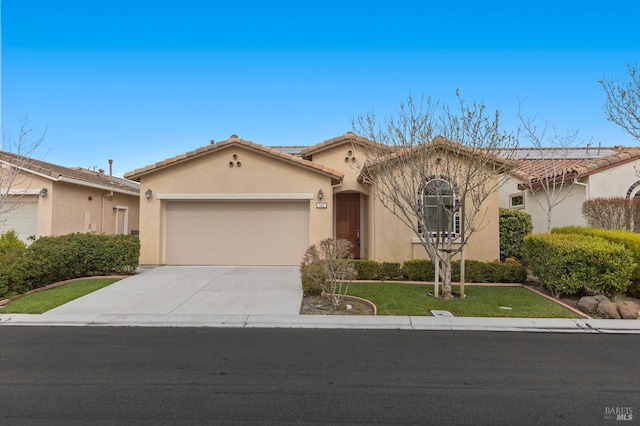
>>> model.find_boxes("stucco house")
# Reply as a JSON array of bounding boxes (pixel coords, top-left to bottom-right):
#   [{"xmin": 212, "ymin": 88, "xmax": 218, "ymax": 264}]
[
  {"xmin": 0, "ymin": 151, "xmax": 140, "ymax": 243},
  {"xmin": 125, "ymin": 133, "xmax": 502, "ymax": 267},
  {"xmin": 499, "ymin": 146, "xmax": 640, "ymax": 233}
]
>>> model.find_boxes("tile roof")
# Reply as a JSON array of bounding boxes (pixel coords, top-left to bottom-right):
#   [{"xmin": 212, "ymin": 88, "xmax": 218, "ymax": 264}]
[
  {"xmin": 0, "ymin": 150, "xmax": 140, "ymax": 195},
  {"xmin": 514, "ymin": 147, "xmax": 640, "ymax": 184},
  {"xmin": 359, "ymin": 135, "xmax": 513, "ymax": 175},
  {"xmin": 124, "ymin": 135, "xmax": 344, "ymax": 181},
  {"xmin": 299, "ymin": 132, "xmax": 393, "ymax": 157}
]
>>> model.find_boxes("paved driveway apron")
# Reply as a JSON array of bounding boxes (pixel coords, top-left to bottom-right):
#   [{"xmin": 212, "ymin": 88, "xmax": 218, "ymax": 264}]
[{"xmin": 45, "ymin": 266, "xmax": 303, "ymax": 316}]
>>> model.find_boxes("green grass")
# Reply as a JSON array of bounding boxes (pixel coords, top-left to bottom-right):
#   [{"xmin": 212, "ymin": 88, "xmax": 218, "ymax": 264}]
[
  {"xmin": 347, "ymin": 283, "xmax": 581, "ymax": 318},
  {"xmin": 0, "ymin": 278, "xmax": 121, "ymax": 314}
]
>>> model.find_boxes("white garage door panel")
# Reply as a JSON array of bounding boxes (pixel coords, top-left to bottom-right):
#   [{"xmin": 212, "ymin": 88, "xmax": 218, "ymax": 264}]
[
  {"xmin": 0, "ymin": 198, "xmax": 38, "ymax": 243},
  {"xmin": 165, "ymin": 201, "xmax": 309, "ymax": 265}
]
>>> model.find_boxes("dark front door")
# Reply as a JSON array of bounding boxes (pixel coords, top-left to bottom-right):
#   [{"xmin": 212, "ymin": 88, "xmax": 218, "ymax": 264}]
[{"xmin": 336, "ymin": 193, "xmax": 360, "ymax": 258}]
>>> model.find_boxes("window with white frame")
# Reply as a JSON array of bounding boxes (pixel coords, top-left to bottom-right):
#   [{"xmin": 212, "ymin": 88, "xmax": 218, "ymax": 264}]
[
  {"xmin": 509, "ymin": 192, "xmax": 525, "ymax": 209},
  {"xmin": 419, "ymin": 178, "xmax": 460, "ymax": 237}
]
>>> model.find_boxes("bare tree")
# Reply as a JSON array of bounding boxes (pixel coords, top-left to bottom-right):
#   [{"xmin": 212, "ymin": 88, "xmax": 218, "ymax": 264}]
[
  {"xmin": 353, "ymin": 93, "xmax": 516, "ymax": 300},
  {"xmin": 0, "ymin": 117, "xmax": 47, "ymax": 225},
  {"xmin": 514, "ymin": 109, "xmax": 583, "ymax": 233},
  {"xmin": 599, "ymin": 64, "xmax": 640, "ymax": 141},
  {"xmin": 300, "ymin": 238, "xmax": 356, "ymax": 309}
]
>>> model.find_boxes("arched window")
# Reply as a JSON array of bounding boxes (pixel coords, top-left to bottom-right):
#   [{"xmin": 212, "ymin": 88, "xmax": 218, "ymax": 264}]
[{"xmin": 420, "ymin": 178, "xmax": 460, "ymax": 237}]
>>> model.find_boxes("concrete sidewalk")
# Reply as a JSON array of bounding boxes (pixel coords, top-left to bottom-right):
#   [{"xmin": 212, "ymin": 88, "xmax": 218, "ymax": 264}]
[{"xmin": 1, "ymin": 312, "xmax": 640, "ymax": 333}]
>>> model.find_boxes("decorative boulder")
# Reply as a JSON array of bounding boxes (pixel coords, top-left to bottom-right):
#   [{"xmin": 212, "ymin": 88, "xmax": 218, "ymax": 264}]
[
  {"xmin": 617, "ymin": 301, "xmax": 639, "ymax": 320},
  {"xmin": 577, "ymin": 296, "xmax": 600, "ymax": 314},
  {"xmin": 597, "ymin": 300, "xmax": 621, "ymax": 319}
]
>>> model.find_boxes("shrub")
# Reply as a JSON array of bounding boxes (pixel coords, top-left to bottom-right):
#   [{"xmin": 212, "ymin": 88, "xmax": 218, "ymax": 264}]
[
  {"xmin": 300, "ymin": 263, "xmax": 324, "ymax": 296},
  {"xmin": 299, "ymin": 239, "xmax": 356, "ymax": 309},
  {"xmin": 401, "ymin": 259, "xmax": 435, "ymax": 281},
  {"xmin": 0, "ymin": 248, "xmax": 32, "ymax": 298},
  {"xmin": 451, "ymin": 260, "xmax": 527, "ymax": 283},
  {"xmin": 0, "ymin": 233, "xmax": 140, "ymax": 300},
  {"xmin": 499, "ymin": 208, "xmax": 533, "ymax": 261},
  {"xmin": 581, "ymin": 197, "xmax": 640, "ymax": 231},
  {"xmin": 0, "ymin": 230, "xmax": 26, "ymax": 255},
  {"xmin": 349, "ymin": 260, "xmax": 382, "ymax": 280},
  {"xmin": 553, "ymin": 226, "xmax": 640, "ymax": 297},
  {"xmin": 381, "ymin": 262, "xmax": 402, "ymax": 280},
  {"xmin": 400, "ymin": 258, "xmax": 526, "ymax": 283},
  {"xmin": 524, "ymin": 233, "xmax": 635, "ymax": 298}
]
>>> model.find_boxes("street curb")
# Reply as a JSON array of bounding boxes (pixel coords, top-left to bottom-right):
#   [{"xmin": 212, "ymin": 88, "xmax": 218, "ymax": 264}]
[{"xmin": 1, "ymin": 313, "xmax": 639, "ymax": 333}]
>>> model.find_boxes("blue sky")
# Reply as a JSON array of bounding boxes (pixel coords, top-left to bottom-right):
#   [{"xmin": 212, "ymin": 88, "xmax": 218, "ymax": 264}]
[{"xmin": 2, "ymin": 0, "xmax": 639, "ymax": 176}]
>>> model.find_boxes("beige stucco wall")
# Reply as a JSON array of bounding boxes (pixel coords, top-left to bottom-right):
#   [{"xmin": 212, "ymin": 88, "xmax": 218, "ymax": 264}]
[
  {"xmin": 50, "ymin": 181, "xmax": 140, "ymax": 236},
  {"xmin": 307, "ymin": 143, "xmax": 369, "ymax": 195},
  {"xmin": 3, "ymin": 170, "xmax": 139, "ymax": 238},
  {"xmin": 364, "ymin": 158, "xmax": 501, "ymax": 263},
  {"xmin": 136, "ymin": 145, "xmax": 336, "ymax": 265}
]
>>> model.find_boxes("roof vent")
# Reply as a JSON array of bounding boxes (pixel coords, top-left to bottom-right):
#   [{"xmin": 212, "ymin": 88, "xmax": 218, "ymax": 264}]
[
  {"xmin": 230, "ymin": 134, "xmax": 239, "ymax": 139},
  {"xmin": 210, "ymin": 140, "xmax": 215, "ymax": 144},
  {"xmin": 346, "ymin": 131, "xmax": 354, "ymax": 135}
]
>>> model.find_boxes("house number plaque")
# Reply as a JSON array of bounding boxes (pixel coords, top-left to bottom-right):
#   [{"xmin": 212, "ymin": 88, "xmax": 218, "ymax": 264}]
[{"xmin": 316, "ymin": 202, "xmax": 328, "ymax": 209}]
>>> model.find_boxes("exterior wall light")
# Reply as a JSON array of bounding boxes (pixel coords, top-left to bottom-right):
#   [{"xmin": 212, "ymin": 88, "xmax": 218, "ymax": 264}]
[
  {"xmin": 317, "ymin": 189, "xmax": 323, "ymax": 200},
  {"xmin": 39, "ymin": 187, "xmax": 48, "ymax": 197},
  {"xmin": 145, "ymin": 189, "xmax": 152, "ymax": 200}
]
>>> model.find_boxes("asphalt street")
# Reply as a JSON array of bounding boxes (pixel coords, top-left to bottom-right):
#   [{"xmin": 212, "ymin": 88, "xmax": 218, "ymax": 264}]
[{"xmin": 0, "ymin": 327, "xmax": 638, "ymax": 425}]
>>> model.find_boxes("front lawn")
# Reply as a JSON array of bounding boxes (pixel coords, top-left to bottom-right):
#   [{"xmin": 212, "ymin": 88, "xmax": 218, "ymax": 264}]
[
  {"xmin": 0, "ymin": 278, "xmax": 121, "ymax": 314},
  {"xmin": 347, "ymin": 283, "xmax": 581, "ymax": 318}
]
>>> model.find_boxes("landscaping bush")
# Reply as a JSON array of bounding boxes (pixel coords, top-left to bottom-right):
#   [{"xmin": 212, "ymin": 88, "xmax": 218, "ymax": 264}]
[
  {"xmin": 400, "ymin": 259, "xmax": 435, "ymax": 281},
  {"xmin": 451, "ymin": 260, "xmax": 527, "ymax": 283},
  {"xmin": 400, "ymin": 258, "xmax": 526, "ymax": 283},
  {"xmin": 349, "ymin": 260, "xmax": 382, "ymax": 280},
  {"xmin": 299, "ymin": 239, "xmax": 356, "ymax": 309},
  {"xmin": 381, "ymin": 262, "xmax": 402, "ymax": 280},
  {"xmin": 0, "ymin": 246, "xmax": 32, "ymax": 298},
  {"xmin": 581, "ymin": 197, "xmax": 640, "ymax": 232},
  {"xmin": 499, "ymin": 208, "xmax": 533, "ymax": 261},
  {"xmin": 0, "ymin": 233, "xmax": 140, "ymax": 300},
  {"xmin": 553, "ymin": 226, "xmax": 640, "ymax": 297},
  {"xmin": 524, "ymin": 233, "xmax": 635, "ymax": 298},
  {"xmin": 0, "ymin": 230, "xmax": 26, "ymax": 254},
  {"xmin": 300, "ymin": 263, "xmax": 324, "ymax": 296}
]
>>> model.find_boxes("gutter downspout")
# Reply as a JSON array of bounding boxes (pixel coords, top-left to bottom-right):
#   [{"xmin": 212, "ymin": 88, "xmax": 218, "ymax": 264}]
[{"xmin": 573, "ymin": 179, "xmax": 589, "ymax": 200}]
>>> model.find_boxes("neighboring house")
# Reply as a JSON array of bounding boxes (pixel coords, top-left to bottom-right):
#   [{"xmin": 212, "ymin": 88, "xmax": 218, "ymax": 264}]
[
  {"xmin": 0, "ymin": 151, "xmax": 140, "ymax": 243},
  {"xmin": 125, "ymin": 133, "xmax": 502, "ymax": 266},
  {"xmin": 499, "ymin": 146, "xmax": 640, "ymax": 233}
]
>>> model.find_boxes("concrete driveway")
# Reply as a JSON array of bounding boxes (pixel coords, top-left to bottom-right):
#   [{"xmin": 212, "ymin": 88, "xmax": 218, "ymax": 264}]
[{"xmin": 45, "ymin": 266, "xmax": 303, "ymax": 316}]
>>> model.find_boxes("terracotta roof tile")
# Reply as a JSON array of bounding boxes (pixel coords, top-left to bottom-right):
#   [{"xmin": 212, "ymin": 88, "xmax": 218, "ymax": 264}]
[
  {"xmin": 125, "ymin": 136, "xmax": 344, "ymax": 181},
  {"xmin": 515, "ymin": 147, "xmax": 640, "ymax": 184},
  {"xmin": 300, "ymin": 131, "xmax": 391, "ymax": 157},
  {"xmin": 0, "ymin": 150, "xmax": 139, "ymax": 194}
]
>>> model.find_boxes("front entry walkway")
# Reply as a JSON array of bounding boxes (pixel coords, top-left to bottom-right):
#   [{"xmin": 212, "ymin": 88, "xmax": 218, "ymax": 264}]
[{"xmin": 45, "ymin": 266, "xmax": 303, "ymax": 316}]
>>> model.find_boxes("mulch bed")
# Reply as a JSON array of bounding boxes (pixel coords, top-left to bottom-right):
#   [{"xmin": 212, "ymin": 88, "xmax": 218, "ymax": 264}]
[{"xmin": 300, "ymin": 295, "xmax": 375, "ymax": 315}]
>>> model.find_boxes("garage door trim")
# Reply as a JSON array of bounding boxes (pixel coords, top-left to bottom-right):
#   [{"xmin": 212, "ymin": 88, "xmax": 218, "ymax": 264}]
[{"xmin": 157, "ymin": 192, "xmax": 315, "ymax": 200}]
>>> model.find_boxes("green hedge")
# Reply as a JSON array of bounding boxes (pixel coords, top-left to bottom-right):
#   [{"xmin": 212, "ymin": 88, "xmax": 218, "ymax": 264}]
[
  {"xmin": 499, "ymin": 208, "xmax": 533, "ymax": 261},
  {"xmin": 0, "ymin": 232, "xmax": 140, "ymax": 300},
  {"xmin": 400, "ymin": 258, "xmax": 527, "ymax": 283},
  {"xmin": 524, "ymin": 233, "xmax": 635, "ymax": 297},
  {"xmin": 553, "ymin": 226, "xmax": 640, "ymax": 296},
  {"xmin": 401, "ymin": 259, "xmax": 435, "ymax": 281},
  {"xmin": 348, "ymin": 260, "xmax": 383, "ymax": 280}
]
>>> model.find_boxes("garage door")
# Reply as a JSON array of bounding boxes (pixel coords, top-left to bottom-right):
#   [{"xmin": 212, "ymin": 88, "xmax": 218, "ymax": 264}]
[
  {"xmin": 164, "ymin": 200, "xmax": 309, "ymax": 265},
  {"xmin": 0, "ymin": 198, "xmax": 38, "ymax": 243}
]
